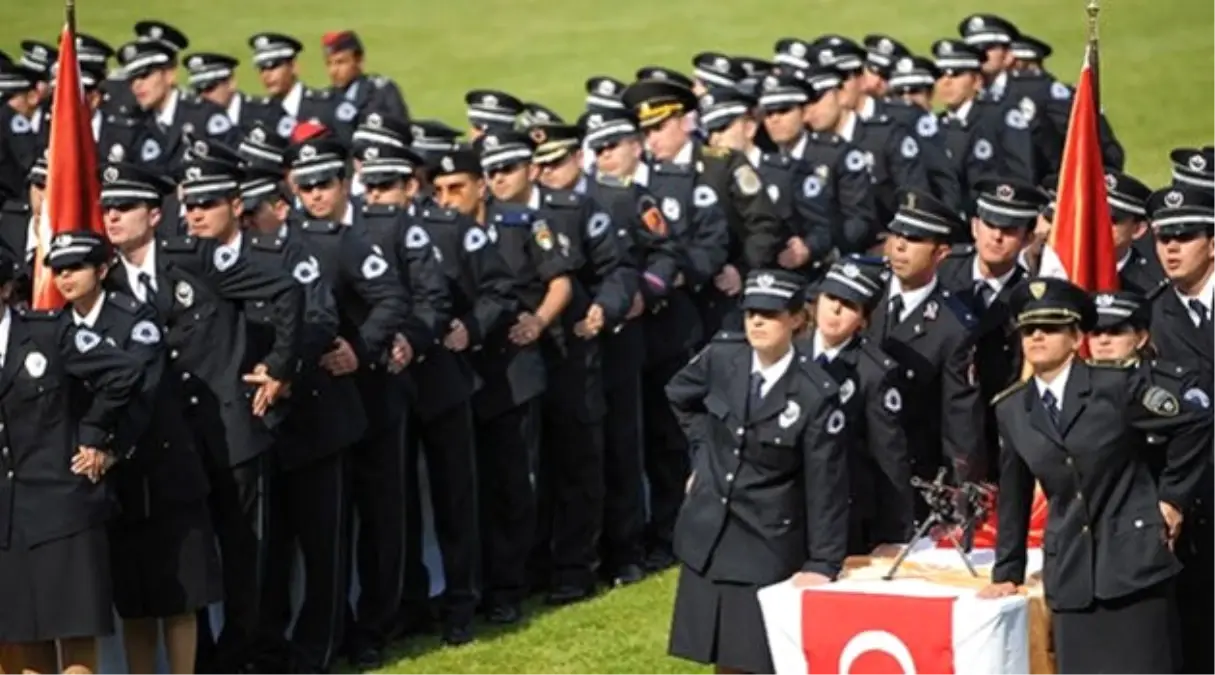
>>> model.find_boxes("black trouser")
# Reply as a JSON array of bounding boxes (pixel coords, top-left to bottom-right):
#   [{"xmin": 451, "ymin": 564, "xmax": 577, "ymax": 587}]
[
  {"xmin": 346, "ymin": 419, "xmax": 407, "ymax": 651},
  {"xmin": 642, "ymin": 357, "xmax": 691, "ymax": 552},
  {"xmin": 401, "ymin": 402, "xmax": 481, "ymax": 628},
  {"xmin": 600, "ymin": 374, "xmax": 646, "ymax": 572},
  {"xmin": 199, "ymin": 453, "xmax": 269, "ymax": 672},
  {"xmin": 475, "ymin": 400, "xmax": 538, "ymax": 608},
  {"xmin": 261, "ymin": 451, "xmax": 350, "ymax": 672}
]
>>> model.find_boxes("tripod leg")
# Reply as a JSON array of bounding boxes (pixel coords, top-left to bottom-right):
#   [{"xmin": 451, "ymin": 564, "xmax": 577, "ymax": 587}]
[
  {"xmin": 882, "ymin": 515, "xmax": 938, "ymax": 580},
  {"xmin": 947, "ymin": 531, "xmax": 980, "ymax": 577}
]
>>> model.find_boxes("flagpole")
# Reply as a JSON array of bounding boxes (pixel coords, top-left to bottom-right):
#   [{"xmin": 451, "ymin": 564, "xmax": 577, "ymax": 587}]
[
  {"xmin": 66, "ymin": 0, "xmax": 76, "ymax": 34},
  {"xmin": 1086, "ymin": 0, "xmax": 1100, "ymax": 109}
]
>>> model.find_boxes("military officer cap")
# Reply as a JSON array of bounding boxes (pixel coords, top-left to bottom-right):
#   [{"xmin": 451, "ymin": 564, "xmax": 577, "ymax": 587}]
[
  {"xmin": 465, "ymin": 89, "xmax": 524, "ymax": 133},
  {"xmin": 757, "ymin": 67, "xmax": 837, "ymax": 111},
  {"xmin": 321, "ymin": 30, "xmax": 363, "ymax": 56},
  {"xmin": 691, "ymin": 52, "xmax": 745, "ymax": 88},
  {"xmin": 620, "ymin": 79, "xmax": 697, "ymax": 130},
  {"xmin": 740, "ymin": 269, "xmax": 807, "ymax": 313},
  {"xmin": 1147, "ymin": 187, "xmax": 1215, "ymax": 237},
  {"xmin": 286, "ymin": 136, "xmax": 348, "ymax": 187},
  {"xmin": 889, "ymin": 189, "xmax": 962, "ymax": 241},
  {"xmin": 475, "ymin": 131, "xmax": 535, "ymax": 172},
  {"xmin": 409, "ymin": 119, "xmax": 463, "ymax": 154},
  {"xmin": 116, "ymin": 40, "xmax": 176, "ymax": 78},
  {"xmin": 886, "ymin": 55, "xmax": 938, "ymax": 94},
  {"xmin": 239, "ymin": 122, "xmax": 290, "ymax": 174},
  {"xmin": 248, "ymin": 33, "xmax": 303, "ymax": 69},
  {"xmin": 45, "ymin": 231, "xmax": 109, "ymax": 271},
  {"xmin": 931, "ymin": 40, "xmax": 983, "ymax": 75},
  {"xmin": 579, "ymin": 109, "xmax": 640, "ymax": 151},
  {"xmin": 773, "ymin": 37, "xmax": 813, "ymax": 70},
  {"xmin": 816, "ymin": 257, "xmax": 886, "ymax": 312},
  {"xmin": 808, "ymin": 35, "xmax": 865, "ymax": 74},
  {"xmin": 1169, "ymin": 147, "xmax": 1214, "ymax": 190},
  {"xmin": 18, "ymin": 40, "xmax": 57, "ymax": 78},
  {"xmin": 62, "ymin": 62, "xmax": 108, "ymax": 91},
  {"xmin": 974, "ymin": 180, "xmax": 1049, "ymax": 229},
  {"xmin": 180, "ymin": 135, "xmax": 245, "ymax": 205},
  {"xmin": 1010, "ymin": 34, "xmax": 1052, "ymax": 63},
  {"xmin": 427, "ymin": 146, "xmax": 482, "ymax": 179},
  {"xmin": 698, "ymin": 87, "xmax": 756, "ymax": 134},
  {"xmin": 76, "ymin": 33, "xmax": 114, "ymax": 66},
  {"xmin": 183, "ymin": 52, "xmax": 238, "ymax": 91},
  {"xmin": 1104, "ymin": 171, "xmax": 1151, "ymax": 222},
  {"xmin": 352, "ymin": 112, "xmax": 412, "ymax": 151},
  {"xmin": 957, "ymin": 14, "xmax": 1020, "ymax": 48},
  {"xmin": 520, "ymin": 102, "xmax": 564, "ymax": 129},
  {"xmin": 357, "ymin": 143, "xmax": 424, "ymax": 186},
  {"xmin": 734, "ymin": 56, "xmax": 775, "ymax": 79},
  {"xmin": 28, "ymin": 153, "xmax": 48, "ymax": 189},
  {"xmin": 633, "ymin": 66, "xmax": 694, "ymax": 90},
  {"xmin": 862, "ymin": 34, "xmax": 911, "ymax": 76},
  {"xmin": 1010, "ymin": 278, "xmax": 1096, "ymax": 331},
  {"xmin": 530, "ymin": 124, "xmax": 582, "ymax": 166},
  {"xmin": 584, "ymin": 76, "xmax": 627, "ymax": 112},
  {"xmin": 239, "ymin": 164, "xmax": 288, "ymax": 210},
  {"xmin": 1090, "ymin": 290, "xmax": 1150, "ymax": 331},
  {"xmin": 0, "ymin": 60, "xmax": 36, "ymax": 94},
  {"xmin": 100, "ymin": 162, "xmax": 172, "ymax": 208},
  {"xmin": 133, "ymin": 20, "xmax": 190, "ymax": 54}
]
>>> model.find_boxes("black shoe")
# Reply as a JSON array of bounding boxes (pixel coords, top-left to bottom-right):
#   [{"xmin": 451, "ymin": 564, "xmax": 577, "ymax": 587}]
[
  {"xmin": 545, "ymin": 583, "xmax": 596, "ymax": 605},
  {"xmin": 611, "ymin": 563, "xmax": 646, "ymax": 587},
  {"xmin": 352, "ymin": 646, "xmax": 384, "ymax": 672},
  {"xmin": 441, "ymin": 622, "xmax": 475, "ymax": 646},
  {"xmin": 643, "ymin": 548, "xmax": 677, "ymax": 572},
  {"xmin": 486, "ymin": 603, "xmax": 523, "ymax": 624}
]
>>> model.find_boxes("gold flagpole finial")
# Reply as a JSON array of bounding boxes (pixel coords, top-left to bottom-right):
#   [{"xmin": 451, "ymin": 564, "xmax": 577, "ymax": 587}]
[{"xmin": 1086, "ymin": 0, "xmax": 1100, "ymax": 39}]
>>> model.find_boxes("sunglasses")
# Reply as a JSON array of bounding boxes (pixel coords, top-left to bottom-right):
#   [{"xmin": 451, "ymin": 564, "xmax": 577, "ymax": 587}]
[
  {"xmin": 297, "ymin": 179, "xmax": 337, "ymax": 193},
  {"xmin": 594, "ymin": 142, "xmax": 620, "ymax": 155},
  {"xmin": 1018, "ymin": 323, "xmax": 1072, "ymax": 337},
  {"xmin": 102, "ymin": 201, "xmax": 146, "ymax": 213},
  {"xmin": 485, "ymin": 163, "xmax": 525, "ymax": 179},
  {"xmin": 184, "ymin": 199, "xmax": 224, "ymax": 212},
  {"xmin": 762, "ymin": 106, "xmax": 798, "ymax": 117}
]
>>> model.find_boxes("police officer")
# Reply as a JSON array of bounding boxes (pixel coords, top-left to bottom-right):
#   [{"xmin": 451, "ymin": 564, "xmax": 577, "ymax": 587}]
[
  {"xmin": 806, "ymin": 258, "xmax": 912, "ymax": 554},
  {"xmin": 1100, "ymin": 171, "xmax": 1164, "ymax": 296},
  {"xmin": 867, "ymin": 189, "xmax": 984, "ymax": 490},
  {"xmin": 666, "ymin": 268, "xmax": 849, "ymax": 675},
  {"xmin": 580, "ymin": 109, "xmax": 690, "ymax": 579},
  {"xmin": 1170, "ymin": 146, "xmax": 1214, "ymax": 191},
  {"xmin": 464, "ymin": 89, "xmax": 523, "ymax": 141},
  {"xmin": 320, "ymin": 30, "xmax": 409, "ymax": 128},
  {"xmin": 980, "ymin": 278, "xmax": 1211, "ymax": 674},
  {"xmin": 689, "ymin": 52, "xmax": 745, "ymax": 98},
  {"xmin": 857, "ymin": 34, "xmax": 911, "ymax": 109},
  {"xmin": 74, "ymin": 32, "xmax": 128, "ymax": 117},
  {"xmin": 0, "ymin": 245, "xmax": 145, "ymax": 675},
  {"xmin": 246, "ymin": 32, "xmax": 338, "ymax": 139},
  {"xmin": 931, "ymin": 39, "xmax": 1036, "ymax": 218},
  {"xmin": 47, "ymin": 230, "xmax": 221, "ymax": 675},
  {"xmin": 756, "ymin": 67, "xmax": 877, "ymax": 255},
  {"xmin": 0, "ymin": 154, "xmax": 42, "ymax": 296},
  {"xmin": 0, "ymin": 60, "xmax": 41, "ymax": 202},
  {"xmin": 181, "ymin": 51, "xmax": 291, "ymax": 138}
]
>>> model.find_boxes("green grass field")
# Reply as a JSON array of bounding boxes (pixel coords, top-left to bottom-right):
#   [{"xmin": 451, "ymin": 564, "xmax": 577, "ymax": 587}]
[{"xmin": 4, "ymin": 0, "xmax": 1212, "ymax": 671}]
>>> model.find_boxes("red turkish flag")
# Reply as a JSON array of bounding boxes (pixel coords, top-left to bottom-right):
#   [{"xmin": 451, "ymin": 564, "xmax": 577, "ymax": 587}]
[
  {"xmin": 801, "ymin": 592, "xmax": 956, "ymax": 674},
  {"xmin": 32, "ymin": 21, "xmax": 104, "ymax": 309}
]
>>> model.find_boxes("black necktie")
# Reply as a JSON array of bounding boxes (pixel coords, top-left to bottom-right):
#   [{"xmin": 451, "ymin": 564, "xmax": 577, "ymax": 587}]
[
  {"xmin": 885, "ymin": 295, "xmax": 905, "ymax": 339},
  {"xmin": 1041, "ymin": 389, "xmax": 1060, "ymax": 427},
  {"xmin": 137, "ymin": 272, "xmax": 154, "ymax": 301},
  {"xmin": 975, "ymin": 281, "xmax": 994, "ymax": 309},
  {"xmin": 748, "ymin": 372, "xmax": 766, "ymax": 417},
  {"xmin": 815, "ymin": 353, "xmax": 830, "ymax": 367},
  {"xmin": 1188, "ymin": 299, "xmax": 1211, "ymax": 327}
]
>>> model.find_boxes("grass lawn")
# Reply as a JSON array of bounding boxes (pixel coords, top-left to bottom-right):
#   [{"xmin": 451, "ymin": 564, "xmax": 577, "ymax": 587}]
[{"xmin": 4, "ymin": 0, "xmax": 1211, "ymax": 672}]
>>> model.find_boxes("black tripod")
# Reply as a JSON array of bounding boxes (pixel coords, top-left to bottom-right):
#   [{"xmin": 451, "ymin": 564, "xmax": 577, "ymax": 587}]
[{"xmin": 882, "ymin": 468, "xmax": 993, "ymax": 580}]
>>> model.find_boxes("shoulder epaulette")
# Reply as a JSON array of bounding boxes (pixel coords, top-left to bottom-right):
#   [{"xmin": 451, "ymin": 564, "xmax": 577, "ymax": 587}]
[
  {"xmin": 795, "ymin": 350, "xmax": 841, "ymax": 395},
  {"xmin": 421, "ymin": 206, "xmax": 458, "ymax": 222},
  {"xmin": 15, "ymin": 306, "xmax": 61, "ymax": 320},
  {"xmin": 652, "ymin": 162, "xmax": 693, "ymax": 176},
  {"xmin": 760, "ymin": 152, "xmax": 790, "ymax": 167},
  {"xmin": 809, "ymin": 131, "xmax": 842, "ymax": 145},
  {"xmin": 938, "ymin": 289, "xmax": 977, "ymax": 328},
  {"xmin": 106, "ymin": 291, "xmax": 141, "ymax": 314},
  {"xmin": 711, "ymin": 330, "xmax": 746, "ymax": 343},
  {"xmin": 992, "ymin": 379, "xmax": 1028, "ymax": 406},
  {"xmin": 1150, "ymin": 359, "xmax": 1188, "ymax": 378},
  {"xmin": 863, "ymin": 114, "xmax": 892, "ymax": 126},
  {"xmin": 1086, "ymin": 358, "xmax": 1137, "ymax": 369},
  {"xmin": 542, "ymin": 190, "xmax": 582, "ymax": 209},
  {"xmin": 1145, "ymin": 278, "xmax": 1171, "ymax": 301},
  {"xmin": 1, "ymin": 200, "xmax": 29, "ymax": 214},
  {"xmin": 372, "ymin": 75, "xmax": 390, "ymax": 89},
  {"xmin": 948, "ymin": 243, "xmax": 975, "ymax": 258},
  {"xmin": 491, "ymin": 204, "xmax": 534, "ymax": 227},
  {"xmin": 105, "ymin": 113, "xmax": 142, "ymax": 128},
  {"xmin": 859, "ymin": 339, "xmax": 898, "ymax": 373},
  {"xmin": 303, "ymin": 87, "xmax": 331, "ymax": 100},
  {"xmin": 249, "ymin": 233, "xmax": 286, "ymax": 251},
  {"xmin": 361, "ymin": 203, "xmax": 400, "ymax": 217},
  {"xmin": 594, "ymin": 173, "xmax": 630, "ymax": 188},
  {"xmin": 159, "ymin": 235, "xmax": 200, "ymax": 253},
  {"xmin": 700, "ymin": 144, "xmax": 730, "ymax": 159},
  {"xmin": 299, "ymin": 219, "xmax": 340, "ymax": 234}
]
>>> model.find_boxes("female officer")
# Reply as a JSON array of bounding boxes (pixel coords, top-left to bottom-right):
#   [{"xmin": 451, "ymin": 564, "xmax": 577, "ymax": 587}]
[
  {"xmin": 0, "ymin": 243, "xmax": 143, "ymax": 674},
  {"xmin": 807, "ymin": 258, "xmax": 913, "ymax": 556},
  {"xmin": 979, "ymin": 278, "xmax": 1212, "ymax": 674},
  {"xmin": 48, "ymin": 230, "xmax": 220, "ymax": 674},
  {"xmin": 666, "ymin": 268, "xmax": 849, "ymax": 674}
]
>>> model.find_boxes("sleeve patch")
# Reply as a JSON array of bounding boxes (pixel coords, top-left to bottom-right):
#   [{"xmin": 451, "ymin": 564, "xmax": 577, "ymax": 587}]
[{"xmin": 131, "ymin": 320, "xmax": 162, "ymax": 345}]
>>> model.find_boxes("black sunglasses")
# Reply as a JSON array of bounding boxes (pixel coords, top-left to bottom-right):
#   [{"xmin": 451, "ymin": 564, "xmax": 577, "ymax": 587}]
[
  {"xmin": 297, "ymin": 179, "xmax": 337, "ymax": 193},
  {"xmin": 1018, "ymin": 323, "xmax": 1072, "ymax": 337},
  {"xmin": 485, "ymin": 163, "xmax": 525, "ymax": 179},
  {"xmin": 184, "ymin": 199, "xmax": 224, "ymax": 212}
]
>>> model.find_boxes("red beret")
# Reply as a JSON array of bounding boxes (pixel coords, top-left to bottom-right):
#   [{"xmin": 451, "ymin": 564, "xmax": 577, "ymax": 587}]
[{"xmin": 321, "ymin": 30, "xmax": 362, "ymax": 55}]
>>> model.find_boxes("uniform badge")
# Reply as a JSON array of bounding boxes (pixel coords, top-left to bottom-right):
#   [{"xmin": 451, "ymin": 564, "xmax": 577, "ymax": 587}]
[
  {"xmin": 900, "ymin": 136, "xmax": 919, "ymax": 159},
  {"xmin": 404, "ymin": 225, "xmax": 430, "ymax": 249},
  {"xmin": 661, "ymin": 197, "xmax": 681, "ymax": 222},
  {"xmin": 23, "ymin": 351, "xmax": 46, "ymax": 378},
  {"xmin": 74, "ymin": 329, "xmax": 101, "ymax": 354},
  {"xmin": 923, "ymin": 300, "xmax": 938, "ymax": 321},
  {"xmin": 463, "ymin": 227, "xmax": 488, "ymax": 252},
  {"xmin": 130, "ymin": 320, "xmax": 161, "ymax": 345},
  {"xmin": 175, "ymin": 280, "xmax": 195, "ymax": 308},
  {"xmin": 207, "ymin": 113, "xmax": 232, "ymax": 135},
  {"xmin": 292, "ymin": 256, "xmax": 321, "ymax": 284},
  {"xmin": 532, "ymin": 221, "xmax": 554, "ymax": 251},
  {"xmin": 1018, "ymin": 96, "xmax": 1036, "ymax": 121},
  {"xmin": 916, "ymin": 114, "xmax": 938, "ymax": 138},
  {"xmin": 1029, "ymin": 280, "xmax": 1047, "ymax": 299},
  {"xmin": 844, "ymin": 149, "xmax": 866, "ymax": 172},
  {"xmin": 1050, "ymin": 81, "xmax": 1071, "ymax": 101},
  {"xmin": 440, "ymin": 156, "xmax": 455, "ymax": 173},
  {"xmin": 883, "ymin": 387, "xmax": 902, "ymax": 413},
  {"xmin": 973, "ymin": 139, "xmax": 994, "ymax": 161},
  {"xmin": 693, "ymin": 185, "xmax": 718, "ymax": 208},
  {"xmin": 213, "ymin": 245, "xmax": 238, "ymax": 272},
  {"xmin": 276, "ymin": 115, "xmax": 296, "ymax": 138},
  {"xmin": 825, "ymin": 408, "xmax": 846, "ymax": 435},
  {"xmin": 140, "ymin": 138, "xmax": 161, "ymax": 162},
  {"xmin": 803, "ymin": 175, "xmax": 823, "ymax": 199},
  {"xmin": 557, "ymin": 232, "xmax": 571, "ymax": 257},
  {"xmin": 838, "ymin": 378, "xmax": 856, "ymax": 404},
  {"xmin": 1143, "ymin": 386, "xmax": 1180, "ymax": 417},
  {"xmin": 1104, "ymin": 173, "xmax": 1118, "ymax": 191},
  {"xmin": 108, "ymin": 144, "xmax": 126, "ymax": 162},
  {"xmin": 1184, "ymin": 388, "xmax": 1211, "ymax": 410},
  {"xmin": 587, "ymin": 212, "xmax": 611, "ymax": 239},
  {"xmin": 487, "ymin": 224, "xmax": 499, "ymax": 243},
  {"xmin": 1005, "ymin": 109, "xmax": 1028, "ymax": 130},
  {"xmin": 1189, "ymin": 155, "xmax": 1207, "ymax": 172},
  {"xmin": 103, "ymin": 167, "xmax": 120, "ymax": 183},
  {"xmin": 10, "ymin": 116, "xmax": 30, "ymax": 135},
  {"xmin": 1164, "ymin": 191, "xmax": 1184, "ymax": 209},
  {"xmin": 733, "ymin": 165, "xmax": 762, "ymax": 197},
  {"xmin": 336, "ymin": 101, "xmax": 358, "ymax": 122},
  {"xmin": 779, "ymin": 400, "xmax": 801, "ymax": 428},
  {"xmin": 766, "ymin": 184, "xmax": 780, "ymax": 204},
  {"xmin": 361, "ymin": 253, "xmax": 389, "ymax": 279},
  {"xmin": 815, "ymin": 164, "xmax": 830, "ymax": 179}
]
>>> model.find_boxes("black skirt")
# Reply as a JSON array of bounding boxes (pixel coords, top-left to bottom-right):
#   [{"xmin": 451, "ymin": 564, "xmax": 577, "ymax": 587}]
[
  {"xmin": 109, "ymin": 500, "xmax": 223, "ymax": 619},
  {"xmin": 0, "ymin": 525, "xmax": 115, "ymax": 642},
  {"xmin": 668, "ymin": 564, "xmax": 774, "ymax": 674},
  {"xmin": 1053, "ymin": 579, "xmax": 1180, "ymax": 674}
]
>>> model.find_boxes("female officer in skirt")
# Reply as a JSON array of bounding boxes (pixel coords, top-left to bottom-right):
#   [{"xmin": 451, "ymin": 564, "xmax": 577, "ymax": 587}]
[
  {"xmin": 0, "ymin": 244, "xmax": 144, "ymax": 673},
  {"xmin": 666, "ymin": 269, "xmax": 850, "ymax": 674},
  {"xmin": 979, "ymin": 278, "xmax": 1212, "ymax": 674},
  {"xmin": 47, "ymin": 230, "xmax": 221, "ymax": 674}
]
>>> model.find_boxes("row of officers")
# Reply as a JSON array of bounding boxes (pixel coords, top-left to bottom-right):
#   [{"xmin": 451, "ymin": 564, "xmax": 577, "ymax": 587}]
[{"xmin": 1, "ymin": 10, "xmax": 1140, "ymax": 257}]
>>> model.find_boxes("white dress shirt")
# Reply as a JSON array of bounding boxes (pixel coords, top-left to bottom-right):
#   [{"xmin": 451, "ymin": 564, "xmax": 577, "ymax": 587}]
[
  {"xmin": 811, "ymin": 331, "xmax": 853, "ymax": 363},
  {"xmin": 972, "ymin": 259, "xmax": 1020, "ymax": 306},
  {"xmin": 72, "ymin": 297, "xmax": 104, "ymax": 327},
  {"xmin": 226, "ymin": 93, "xmax": 243, "ymax": 125},
  {"xmin": 836, "ymin": 110, "xmax": 858, "ymax": 142},
  {"xmin": 857, "ymin": 96, "xmax": 877, "ymax": 121},
  {"xmin": 788, "ymin": 133, "xmax": 809, "ymax": 160},
  {"xmin": 951, "ymin": 98, "xmax": 975, "ymax": 124},
  {"xmin": 750, "ymin": 347, "xmax": 796, "ymax": 398},
  {"xmin": 156, "ymin": 88, "xmax": 181, "ymax": 128},
  {"xmin": 0, "ymin": 307, "xmax": 11, "ymax": 367},
  {"xmin": 281, "ymin": 81, "xmax": 304, "ymax": 118},
  {"xmin": 887, "ymin": 275, "xmax": 939, "ymax": 321},
  {"xmin": 672, "ymin": 140, "xmax": 694, "ymax": 166},
  {"xmin": 1175, "ymin": 272, "xmax": 1215, "ymax": 326}
]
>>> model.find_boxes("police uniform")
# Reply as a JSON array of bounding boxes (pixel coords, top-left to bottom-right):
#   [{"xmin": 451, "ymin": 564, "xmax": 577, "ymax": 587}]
[
  {"xmin": 866, "ymin": 190, "xmax": 984, "ymax": 490},
  {"xmin": 666, "ymin": 269, "xmax": 849, "ymax": 674},
  {"xmin": 883, "ymin": 56, "xmax": 966, "ymax": 215},
  {"xmin": 0, "ymin": 62, "xmax": 40, "ymax": 202},
  {"xmin": 0, "ymin": 156, "xmax": 42, "ymax": 298},
  {"xmin": 807, "ymin": 260, "xmax": 913, "ymax": 552},
  {"xmin": 1105, "ymin": 171, "xmax": 1165, "ymax": 296},
  {"xmin": 465, "ymin": 89, "xmax": 524, "ymax": 138},
  {"xmin": 321, "ymin": 31, "xmax": 410, "ymax": 128},
  {"xmin": 990, "ymin": 278, "xmax": 1211, "ymax": 674},
  {"xmin": 181, "ymin": 52, "xmax": 290, "ymax": 138},
  {"xmin": 246, "ymin": 33, "xmax": 338, "ymax": 138}
]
